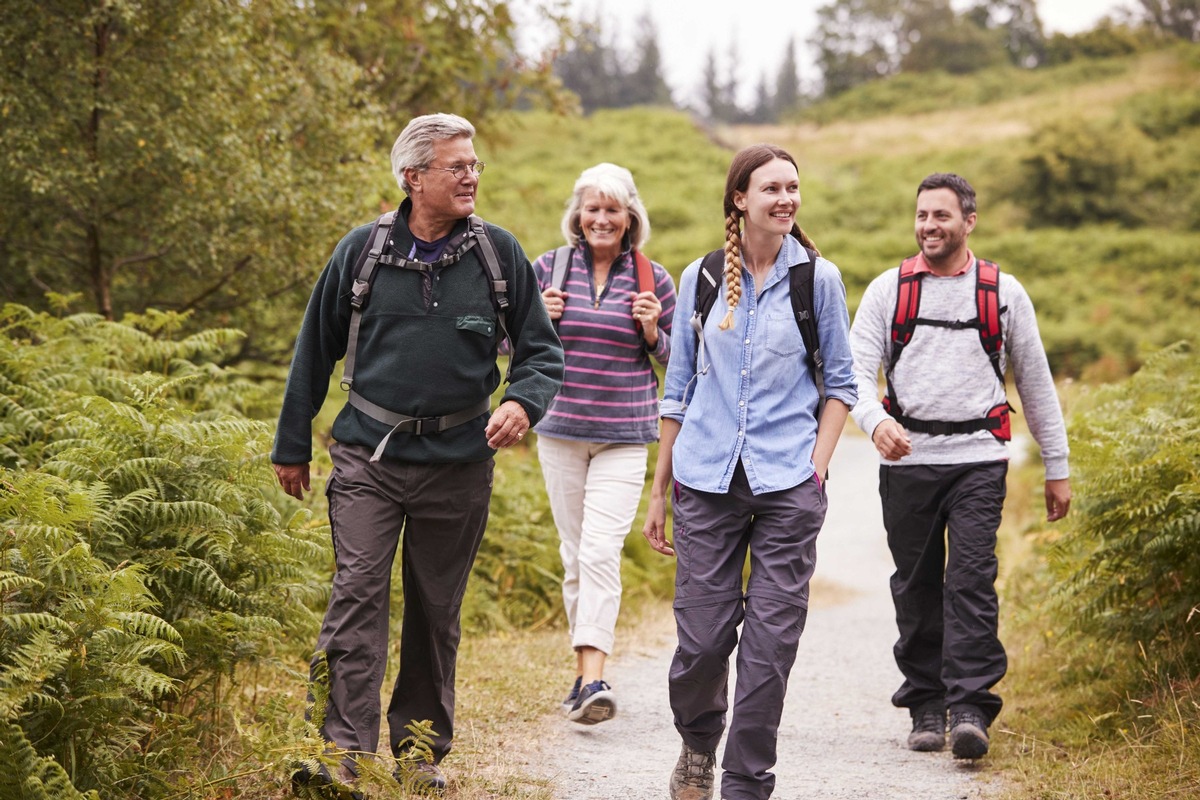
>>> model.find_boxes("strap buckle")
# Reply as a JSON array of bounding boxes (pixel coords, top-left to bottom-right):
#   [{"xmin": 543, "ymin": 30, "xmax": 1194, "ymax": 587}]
[{"xmin": 409, "ymin": 416, "xmax": 441, "ymax": 435}]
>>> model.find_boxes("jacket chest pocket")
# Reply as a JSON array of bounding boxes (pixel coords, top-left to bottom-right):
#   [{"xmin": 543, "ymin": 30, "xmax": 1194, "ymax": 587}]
[{"xmin": 456, "ymin": 314, "xmax": 496, "ymax": 338}]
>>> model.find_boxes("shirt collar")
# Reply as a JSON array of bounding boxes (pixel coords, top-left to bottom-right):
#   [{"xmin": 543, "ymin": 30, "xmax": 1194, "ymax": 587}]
[{"xmin": 912, "ymin": 248, "xmax": 975, "ymax": 277}]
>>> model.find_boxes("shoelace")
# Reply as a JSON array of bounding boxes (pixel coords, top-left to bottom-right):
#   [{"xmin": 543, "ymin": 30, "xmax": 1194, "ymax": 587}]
[
  {"xmin": 951, "ymin": 711, "xmax": 986, "ymax": 729},
  {"xmin": 677, "ymin": 750, "xmax": 715, "ymax": 786},
  {"xmin": 913, "ymin": 710, "xmax": 945, "ymax": 733}
]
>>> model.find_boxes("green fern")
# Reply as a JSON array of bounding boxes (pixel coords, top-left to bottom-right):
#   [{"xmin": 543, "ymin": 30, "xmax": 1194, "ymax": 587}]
[
  {"xmin": 1050, "ymin": 341, "xmax": 1200, "ymax": 666},
  {"xmin": 0, "ymin": 303, "xmax": 331, "ymax": 797}
]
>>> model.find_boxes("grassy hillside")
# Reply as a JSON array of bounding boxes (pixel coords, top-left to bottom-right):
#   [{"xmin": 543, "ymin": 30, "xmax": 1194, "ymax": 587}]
[{"xmin": 479, "ymin": 46, "xmax": 1200, "ymax": 381}]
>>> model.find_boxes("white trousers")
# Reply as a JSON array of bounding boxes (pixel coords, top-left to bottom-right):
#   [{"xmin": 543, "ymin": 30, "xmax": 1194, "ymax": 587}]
[{"xmin": 537, "ymin": 435, "xmax": 648, "ymax": 654}]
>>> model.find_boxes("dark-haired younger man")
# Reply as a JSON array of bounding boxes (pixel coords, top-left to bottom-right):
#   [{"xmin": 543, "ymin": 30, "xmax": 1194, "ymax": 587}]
[{"xmin": 849, "ymin": 172, "xmax": 1070, "ymax": 759}]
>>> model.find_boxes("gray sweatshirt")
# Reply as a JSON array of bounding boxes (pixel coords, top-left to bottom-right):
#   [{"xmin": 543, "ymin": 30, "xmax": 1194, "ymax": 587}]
[{"xmin": 850, "ymin": 258, "xmax": 1069, "ymax": 480}]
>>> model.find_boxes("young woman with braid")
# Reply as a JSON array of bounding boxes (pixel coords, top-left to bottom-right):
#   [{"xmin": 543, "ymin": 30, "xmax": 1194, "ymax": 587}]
[{"xmin": 643, "ymin": 144, "xmax": 857, "ymax": 800}]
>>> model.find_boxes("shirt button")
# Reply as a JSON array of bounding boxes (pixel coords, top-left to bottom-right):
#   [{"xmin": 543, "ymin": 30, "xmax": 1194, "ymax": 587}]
[
  {"xmin": 748, "ymin": 309, "xmax": 755, "ymax": 316},
  {"xmin": 744, "ymin": 338, "xmax": 750, "ymax": 345},
  {"xmin": 741, "ymin": 369, "xmax": 747, "ymax": 376},
  {"xmin": 433, "ymin": 302, "xmax": 439, "ymax": 307},
  {"xmin": 737, "ymin": 430, "xmax": 744, "ymax": 437},
  {"xmin": 739, "ymin": 400, "xmax": 745, "ymax": 407}
]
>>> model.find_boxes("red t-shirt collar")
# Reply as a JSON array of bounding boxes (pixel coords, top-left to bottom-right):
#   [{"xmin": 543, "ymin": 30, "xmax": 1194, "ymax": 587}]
[{"xmin": 912, "ymin": 248, "xmax": 975, "ymax": 276}]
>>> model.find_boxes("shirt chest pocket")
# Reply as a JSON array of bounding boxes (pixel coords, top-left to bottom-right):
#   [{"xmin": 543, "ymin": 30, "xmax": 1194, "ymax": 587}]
[
  {"xmin": 764, "ymin": 312, "xmax": 803, "ymax": 357},
  {"xmin": 456, "ymin": 314, "xmax": 497, "ymax": 338}
]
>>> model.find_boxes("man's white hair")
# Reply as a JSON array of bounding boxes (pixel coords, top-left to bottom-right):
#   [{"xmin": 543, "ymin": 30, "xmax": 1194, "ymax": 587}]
[{"xmin": 390, "ymin": 113, "xmax": 476, "ymax": 194}]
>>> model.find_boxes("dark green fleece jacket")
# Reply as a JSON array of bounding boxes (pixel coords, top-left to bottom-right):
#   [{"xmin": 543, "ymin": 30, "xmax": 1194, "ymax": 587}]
[{"xmin": 272, "ymin": 202, "xmax": 564, "ymax": 465}]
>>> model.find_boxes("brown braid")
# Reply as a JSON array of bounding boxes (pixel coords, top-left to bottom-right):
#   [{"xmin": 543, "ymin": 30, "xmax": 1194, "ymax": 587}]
[{"xmin": 719, "ymin": 211, "xmax": 743, "ymax": 330}]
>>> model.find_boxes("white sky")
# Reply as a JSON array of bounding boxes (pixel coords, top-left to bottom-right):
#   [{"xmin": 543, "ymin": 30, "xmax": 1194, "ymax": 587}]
[{"xmin": 520, "ymin": 0, "xmax": 1133, "ymax": 106}]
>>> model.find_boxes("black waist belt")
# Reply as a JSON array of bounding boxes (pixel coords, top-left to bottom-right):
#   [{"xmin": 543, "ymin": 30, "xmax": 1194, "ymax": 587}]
[
  {"xmin": 348, "ymin": 392, "xmax": 491, "ymax": 462},
  {"xmin": 889, "ymin": 413, "xmax": 1002, "ymax": 436}
]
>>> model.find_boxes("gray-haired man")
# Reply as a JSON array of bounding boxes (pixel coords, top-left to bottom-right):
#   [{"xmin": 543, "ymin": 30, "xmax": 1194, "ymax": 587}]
[{"xmin": 273, "ymin": 113, "xmax": 563, "ymax": 794}]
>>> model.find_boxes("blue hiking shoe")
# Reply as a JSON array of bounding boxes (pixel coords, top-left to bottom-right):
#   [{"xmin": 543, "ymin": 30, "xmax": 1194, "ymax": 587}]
[
  {"xmin": 561, "ymin": 675, "xmax": 583, "ymax": 713},
  {"xmin": 567, "ymin": 679, "xmax": 616, "ymax": 725}
]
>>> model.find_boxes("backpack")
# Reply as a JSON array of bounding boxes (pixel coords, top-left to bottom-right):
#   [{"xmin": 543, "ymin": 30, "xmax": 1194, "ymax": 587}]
[
  {"xmin": 339, "ymin": 210, "xmax": 511, "ymax": 462},
  {"xmin": 549, "ymin": 245, "xmax": 657, "ymax": 325},
  {"xmin": 689, "ymin": 239, "xmax": 826, "ymax": 418},
  {"xmin": 882, "ymin": 255, "xmax": 1012, "ymax": 441}
]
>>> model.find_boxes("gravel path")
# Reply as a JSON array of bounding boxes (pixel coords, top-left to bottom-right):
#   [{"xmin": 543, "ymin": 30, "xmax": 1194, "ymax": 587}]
[{"xmin": 533, "ymin": 432, "xmax": 999, "ymax": 799}]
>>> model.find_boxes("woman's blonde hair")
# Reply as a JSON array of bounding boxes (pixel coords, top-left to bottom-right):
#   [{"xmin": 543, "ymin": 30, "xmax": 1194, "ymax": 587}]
[
  {"xmin": 560, "ymin": 163, "xmax": 651, "ymax": 250},
  {"xmin": 718, "ymin": 145, "xmax": 819, "ymax": 330}
]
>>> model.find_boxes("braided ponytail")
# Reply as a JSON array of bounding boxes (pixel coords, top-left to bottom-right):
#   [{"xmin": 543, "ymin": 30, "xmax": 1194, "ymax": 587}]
[{"xmin": 719, "ymin": 211, "xmax": 743, "ymax": 331}]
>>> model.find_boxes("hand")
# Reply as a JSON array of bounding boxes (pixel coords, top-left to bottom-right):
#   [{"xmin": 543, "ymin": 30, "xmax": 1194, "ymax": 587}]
[
  {"xmin": 642, "ymin": 493, "xmax": 675, "ymax": 557},
  {"xmin": 485, "ymin": 400, "xmax": 530, "ymax": 449},
  {"xmin": 1045, "ymin": 478, "xmax": 1071, "ymax": 522},
  {"xmin": 871, "ymin": 418, "xmax": 913, "ymax": 461},
  {"xmin": 631, "ymin": 290, "xmax": 661, "ymax": 331},
  {"xmin": 274, "ymin": 462, "xmax": 311, "ymax": 500},
  {"xmin": 541, "ymin": 287, "xmax": 567, "ymax": 320}
]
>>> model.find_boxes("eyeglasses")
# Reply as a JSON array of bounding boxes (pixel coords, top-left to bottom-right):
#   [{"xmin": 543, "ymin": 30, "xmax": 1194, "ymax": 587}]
[{"xmin": 425, "ymin": 161, "xmax": 486, "ymax": 179}]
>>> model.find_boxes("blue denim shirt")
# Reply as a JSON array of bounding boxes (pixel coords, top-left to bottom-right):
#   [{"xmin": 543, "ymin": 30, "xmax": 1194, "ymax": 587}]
[{"xmin": 661, "ymin": 236, "xmax": 857, "ymax": 494}]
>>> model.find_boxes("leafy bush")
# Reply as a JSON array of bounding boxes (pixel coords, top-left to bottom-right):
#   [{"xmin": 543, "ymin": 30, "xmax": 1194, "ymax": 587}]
[
  {"xmin": 0, "ymin": 303, "xmax": 329, "ymax": 798},
  {"xmin": 1049, "ymin": 342, "xmax": 1200, "ymax": 667},
  {"xmin": 1015, "ymin": 118, "xmax": 1152, "ymax": 228}
]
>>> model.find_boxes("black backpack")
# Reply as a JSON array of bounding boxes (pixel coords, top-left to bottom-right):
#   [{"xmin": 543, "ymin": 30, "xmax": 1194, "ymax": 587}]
[{"xmin": 690, "ymin": 238, "xmax": 826, "ymax": 418}]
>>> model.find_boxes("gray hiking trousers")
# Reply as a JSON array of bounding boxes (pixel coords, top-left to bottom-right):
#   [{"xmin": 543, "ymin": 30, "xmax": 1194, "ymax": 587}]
[
  {"xmin": 669, "ymin": 463, "xmax": 826, "ymax": 800},
  {"xmin": 311, "ymin": 442, "xmax": 493, "ymax": 769}
]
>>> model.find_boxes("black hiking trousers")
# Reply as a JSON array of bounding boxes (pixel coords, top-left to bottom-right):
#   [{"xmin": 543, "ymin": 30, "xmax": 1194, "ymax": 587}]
[{"xmin": 880, "ymin": 461, "xmax": 1008, "ymax": 723}]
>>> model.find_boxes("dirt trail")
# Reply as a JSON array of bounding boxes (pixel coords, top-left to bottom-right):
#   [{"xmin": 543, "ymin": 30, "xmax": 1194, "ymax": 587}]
[{"xmin": 533, "ymin": 432, "xmax": 998, "ymax": 799}]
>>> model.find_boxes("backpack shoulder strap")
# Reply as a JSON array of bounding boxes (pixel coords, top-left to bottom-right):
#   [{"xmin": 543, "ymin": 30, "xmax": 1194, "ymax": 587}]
[
  {"xmin": 694, "ymin": 249, "xmax": 724, "ymax": 328},
  {"xmin": 891, "ymin": 255, "xmax": 923, "ymax": 349},
  {"xmin": 882, "ymin": 255, "xmax": 922, "ymax": 416},
  {"xmin": 633, "ymin": 250, "xmax": 656, "ymax": 296},
  {"xmin": 975, "ymin": 258, "xmax": 1005, "ymax": 384},
  {"xmin": 551, "ymin": 245, "xmax": 573, "ymax": 292},
  {"xmin": 341, "ymin": 211, "xmax": 397, "ymax": 392},
  {"xmin": 468, "ymin": 215, "xmax": 515, "ymax": 382},
  {"xmin": 789, "ymin": 247, "xmax": 825, "ymax": 418}
]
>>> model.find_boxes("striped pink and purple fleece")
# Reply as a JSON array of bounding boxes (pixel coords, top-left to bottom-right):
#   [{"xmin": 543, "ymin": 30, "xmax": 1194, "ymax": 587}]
[{"xmin": 531, "ymin": 245, "xmax": 676, "ymax": 444}]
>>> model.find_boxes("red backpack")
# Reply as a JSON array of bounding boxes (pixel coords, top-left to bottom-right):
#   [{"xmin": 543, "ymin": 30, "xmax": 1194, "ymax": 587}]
[{"xmin": 882, "ymin": 256, "xmax": 1012, "ymax": 441}]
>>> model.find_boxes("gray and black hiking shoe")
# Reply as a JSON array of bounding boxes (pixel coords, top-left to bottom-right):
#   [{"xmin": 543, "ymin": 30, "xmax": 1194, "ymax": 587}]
[
  {"xmin": 290, "ymin": 762, "xmax": 363, "ymax": 800},
  {"xmin": 907, "ymin": 706, "xmax": 947, "ymax": 751},
  {"xmin": 394, "ymin": 760, "xmax": 447, "ymax": 794},
  {"xmin": 949, "ymin": 706, "xmax": 990, "ymax": 759},
  {"xmin": 669, "ymin": 742, "xmax": 716, "ymax": 800}
]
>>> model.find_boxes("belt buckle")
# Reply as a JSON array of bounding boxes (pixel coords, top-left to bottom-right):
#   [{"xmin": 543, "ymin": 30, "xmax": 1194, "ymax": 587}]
[{"xmin": 411, "ymin": 416, "xmax": 440, "ymax": 435}]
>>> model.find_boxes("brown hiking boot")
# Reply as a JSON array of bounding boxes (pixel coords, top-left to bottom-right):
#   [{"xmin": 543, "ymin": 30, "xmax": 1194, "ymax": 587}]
[{"xmin": 669, "ymin": 742, "xmax": 716, "ymax": 800}]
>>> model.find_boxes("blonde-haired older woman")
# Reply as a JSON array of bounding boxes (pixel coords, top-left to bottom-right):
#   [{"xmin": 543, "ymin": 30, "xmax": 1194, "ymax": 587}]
[{"xmin": 532, "ymin": 163, "xmax": 676, "ymax": 724}]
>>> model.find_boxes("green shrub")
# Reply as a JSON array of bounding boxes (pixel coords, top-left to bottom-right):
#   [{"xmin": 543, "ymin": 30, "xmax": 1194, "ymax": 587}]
[
  {"xmin": 1015, "ymin": 118, "xmax": 1152, "ymax": 228},
  {"xmin": 1049, "ymin": 342, "xmax": 1200, "ymax": 668},
  {"xmin": 0, "ymin": 303, "xmax": 329, "ymax": 798}
]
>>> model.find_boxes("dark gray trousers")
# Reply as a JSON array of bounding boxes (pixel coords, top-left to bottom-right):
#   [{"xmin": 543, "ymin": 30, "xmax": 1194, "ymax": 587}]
[
  {"xmin": 311, "ymin": 442, "xmax": 493, "ymax": 769},
  {"xmin": 669, "ymin": 463, "xmax": 825, "ymax": 800},
  {"xmin": 880, "ymin": 461, "xmax": 1008, "ymax": 723}
]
